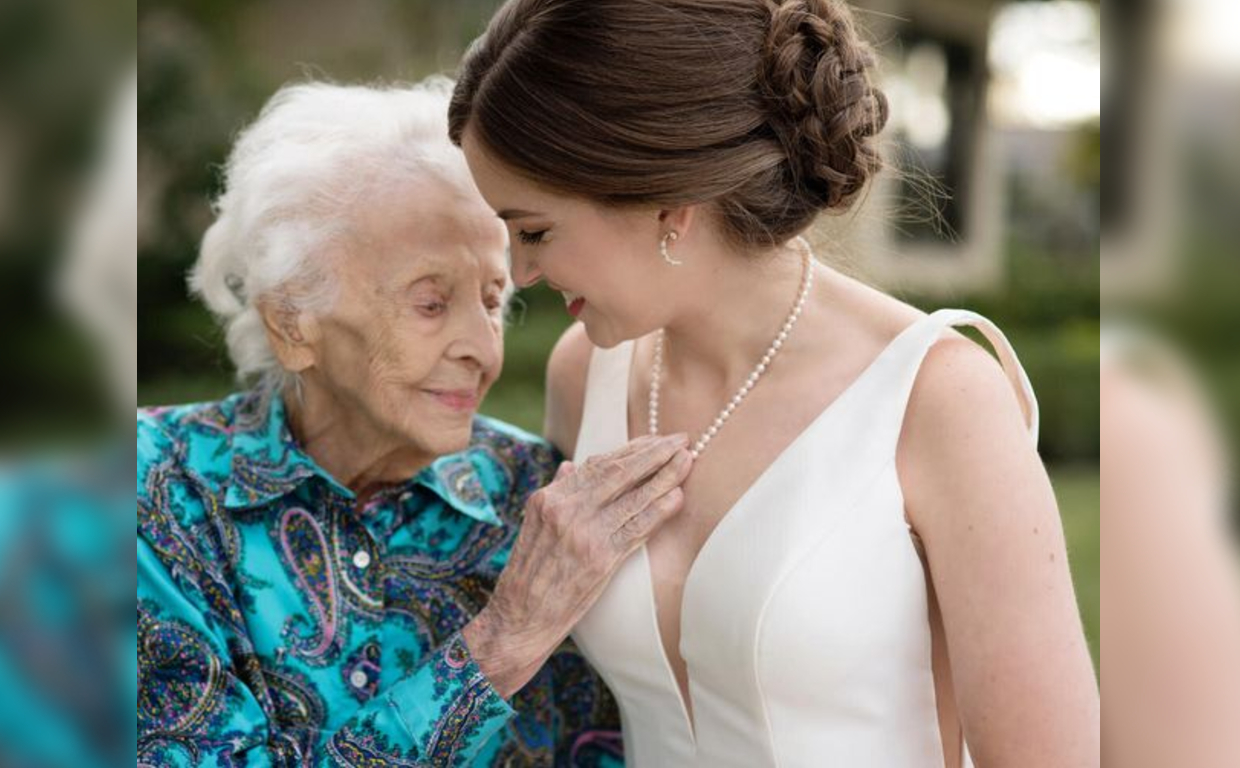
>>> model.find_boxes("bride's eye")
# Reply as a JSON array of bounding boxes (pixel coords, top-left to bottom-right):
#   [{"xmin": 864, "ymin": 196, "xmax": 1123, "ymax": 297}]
[{"xmin": 516, "ymin": 229, "xmax": 547, "ymax": 245}]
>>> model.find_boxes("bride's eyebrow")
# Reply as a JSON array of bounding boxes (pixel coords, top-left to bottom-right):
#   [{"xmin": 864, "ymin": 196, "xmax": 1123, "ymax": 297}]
[{"xmin": 496, "ymin": 208, "xmax": 543, "ymax": 221}]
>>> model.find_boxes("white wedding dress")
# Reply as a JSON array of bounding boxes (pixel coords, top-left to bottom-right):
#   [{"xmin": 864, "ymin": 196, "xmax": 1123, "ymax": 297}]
[{"xmin": 570, "ymin": 309, "xmax": 1039, "ymax": 767}]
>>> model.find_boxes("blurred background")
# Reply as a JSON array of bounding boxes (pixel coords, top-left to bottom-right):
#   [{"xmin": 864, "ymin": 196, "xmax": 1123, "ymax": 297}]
[
  {"xmin": 1101, "ymin": 0, "xmax": 1240, "ymax": 444},
  {"xmin": 134, "ymin": 0, "xmax": 1103, "ymax": 665},
  {"xmin": 0, "ymin": 0, "xmax": 134, "ymax": 446},
  {"xmin": 1098, "ymin": 6, "xmax": 1240, "ymax": 758}
]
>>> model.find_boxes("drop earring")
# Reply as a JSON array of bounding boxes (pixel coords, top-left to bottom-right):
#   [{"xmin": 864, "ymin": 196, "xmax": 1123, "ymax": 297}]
[{"xmin": 660, "ymin": 230, "xmax": 683, "ymax": 266}]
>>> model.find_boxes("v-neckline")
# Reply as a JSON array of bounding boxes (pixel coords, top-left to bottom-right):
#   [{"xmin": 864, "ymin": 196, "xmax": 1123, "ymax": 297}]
[{"xmin": 620, "ymin": 312, "xmax": 930, "ymax": 744}]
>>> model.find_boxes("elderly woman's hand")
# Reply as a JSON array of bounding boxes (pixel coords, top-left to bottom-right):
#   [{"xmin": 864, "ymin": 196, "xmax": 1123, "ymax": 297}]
[{"xmin": 463, "ymin": 433, "xmax": 692, "ymax": 698}]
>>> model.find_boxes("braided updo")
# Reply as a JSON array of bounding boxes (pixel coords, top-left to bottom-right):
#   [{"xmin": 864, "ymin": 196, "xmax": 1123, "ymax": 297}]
[
  {"xmin": 449, "ymin": 0, "xmax": 889, "ymax": 249},
  {"xmin": 762, "ymin": 0, "xmax": 889, "ymax": 211}
]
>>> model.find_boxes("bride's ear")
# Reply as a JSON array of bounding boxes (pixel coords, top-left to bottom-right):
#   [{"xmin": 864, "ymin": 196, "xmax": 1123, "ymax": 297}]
[{"xmin": 657, "ymin": 205, "xmax": 698, "ymax": 240}]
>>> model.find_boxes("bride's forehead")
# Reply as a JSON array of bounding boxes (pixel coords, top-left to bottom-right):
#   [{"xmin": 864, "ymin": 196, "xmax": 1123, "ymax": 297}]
[
  {"xmin": 460, "ymin": 130, "xmax": 648, "ymax": 226},
  {"xmin": 461, "ymin": 130, "xmax": 564, "ymax": 201}
]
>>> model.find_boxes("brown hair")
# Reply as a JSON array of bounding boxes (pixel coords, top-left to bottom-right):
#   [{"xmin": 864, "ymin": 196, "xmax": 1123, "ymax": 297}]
[{"xmin": 449, "ymin": 0, "xmax": 889, "ymax": 249}]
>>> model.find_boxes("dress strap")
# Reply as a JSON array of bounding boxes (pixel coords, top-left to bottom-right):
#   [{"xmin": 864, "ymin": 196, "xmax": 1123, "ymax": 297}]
[{"xmin": 882, "ymin": 309, "xmax": 1039, "ymax": 449}]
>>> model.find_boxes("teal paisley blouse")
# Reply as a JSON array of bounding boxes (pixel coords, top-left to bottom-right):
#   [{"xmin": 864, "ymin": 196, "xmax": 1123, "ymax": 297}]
[{"xmin": 137, "ymin": 391, "xmax": 622, "ymax": 767}]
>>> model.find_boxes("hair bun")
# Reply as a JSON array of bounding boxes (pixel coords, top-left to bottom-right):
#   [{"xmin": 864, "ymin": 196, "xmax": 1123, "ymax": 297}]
[{"xmin": 761, "ymin": 0, "xmax": 889, "ymax": 211}]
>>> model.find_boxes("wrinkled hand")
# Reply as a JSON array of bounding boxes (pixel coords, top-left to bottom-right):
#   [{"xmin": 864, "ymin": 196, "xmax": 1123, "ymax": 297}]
[{"xmin": 464, "ymin": 434, "xmax": 693, "ymax": 697}]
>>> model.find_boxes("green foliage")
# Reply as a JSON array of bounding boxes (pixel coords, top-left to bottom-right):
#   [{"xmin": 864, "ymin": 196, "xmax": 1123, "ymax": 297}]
[
  {"xmin": 1053, "ymin": 465, "xmax": 1101, "ymax": 668},
  {"xmin": 480, "ymin": 288, "xmax": 573, "ymax": 433}
]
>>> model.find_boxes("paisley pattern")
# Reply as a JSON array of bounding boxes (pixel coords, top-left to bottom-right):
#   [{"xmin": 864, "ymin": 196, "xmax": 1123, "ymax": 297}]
[
  {"xmin": 137, "ymin": 391, "xmax": 623, "ymax": 766},
  {"xmin": 137, "ymin": 611, "xmax": 230, "ymax": 747},
  {"xmin": 278, "ymin": 506, "xmax": 343, "ymax": 661}
]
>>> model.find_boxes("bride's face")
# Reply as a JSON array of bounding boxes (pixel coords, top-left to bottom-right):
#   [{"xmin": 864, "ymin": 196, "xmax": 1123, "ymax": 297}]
[{"xmin": 462, "ymin": 129, "xmax": 675, "ymax": 348}]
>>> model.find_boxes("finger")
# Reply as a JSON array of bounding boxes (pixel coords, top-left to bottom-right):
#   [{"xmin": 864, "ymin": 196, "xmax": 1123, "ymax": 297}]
[
  {"xmin": 582, "ymin": 433, "xmax": 690, "ymax": 505},
  {"xmin": 610, "ymin": 486, "xmax": 685, "ymax": 555},
  {"xmin": 569, "ymin": 435, "xmax": 662, "ymax": 488},
  {"xmin": 605, "ymin": 447, "xmax": 693, "ymax": 531},
  {"xmin": 553, "ymin": 460, "xmax": 575, "ymax": 481}
]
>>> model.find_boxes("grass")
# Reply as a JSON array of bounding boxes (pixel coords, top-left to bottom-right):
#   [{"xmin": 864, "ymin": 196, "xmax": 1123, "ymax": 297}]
[{"xmin": 1051, "ymin": 465, "xmax": 1101, "ymax": 669}]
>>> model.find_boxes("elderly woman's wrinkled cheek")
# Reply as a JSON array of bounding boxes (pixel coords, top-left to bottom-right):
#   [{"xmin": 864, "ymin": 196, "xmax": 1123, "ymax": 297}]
[
  {"xmin": 368, "ymin": 318, "xmax": 452, "ymax": 395},
  {"xmin": 373, "ymin": 312, "xmax": 492, "ymax": 446}
]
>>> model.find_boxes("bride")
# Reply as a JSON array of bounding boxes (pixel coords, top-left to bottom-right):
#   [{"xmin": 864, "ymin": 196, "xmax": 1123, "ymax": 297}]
[{"xmin": 451, "ymin": 0, "xmax": 1099, "ymax": 764}]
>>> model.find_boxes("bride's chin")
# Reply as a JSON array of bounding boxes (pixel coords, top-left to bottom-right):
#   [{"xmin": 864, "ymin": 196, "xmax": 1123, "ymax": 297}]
[
  {"xmin": 578, "ymin": 318, "xmax": 614, "ymax": 348},
  {"xmin": 579, "ymin": 312, "xmax": 651, "ymax": 350}
]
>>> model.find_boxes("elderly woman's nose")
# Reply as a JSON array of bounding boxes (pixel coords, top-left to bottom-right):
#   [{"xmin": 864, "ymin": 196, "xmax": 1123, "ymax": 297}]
[{"xmin": 447, "ymin": 300, "xmax": 502, "ymax": 369}]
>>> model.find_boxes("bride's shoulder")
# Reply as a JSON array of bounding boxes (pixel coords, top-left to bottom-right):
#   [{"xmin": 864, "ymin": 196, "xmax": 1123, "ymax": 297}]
[
  {"xmin": 544, "ymin": 322, "xmax": 595, "ymax": 457},
  {"xmin": 818, "ymin": 270, "xmax": 1026, "ymax": 438}
]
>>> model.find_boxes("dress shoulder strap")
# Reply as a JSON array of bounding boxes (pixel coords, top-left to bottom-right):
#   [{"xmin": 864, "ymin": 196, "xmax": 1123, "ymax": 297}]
[
  {"xmin": 873, "ymin": 308, "xmax": 1039, "ymax": 453},
  {"xmin": 574, "ymin": 340, "xmax": 635, "ymax": 462}
]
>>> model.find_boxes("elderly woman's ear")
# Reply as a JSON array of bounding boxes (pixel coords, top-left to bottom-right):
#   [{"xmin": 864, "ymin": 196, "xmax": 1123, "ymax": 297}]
[{"xmin": 258, "ymin": 296, "xmax": 319, "ymax": 374}]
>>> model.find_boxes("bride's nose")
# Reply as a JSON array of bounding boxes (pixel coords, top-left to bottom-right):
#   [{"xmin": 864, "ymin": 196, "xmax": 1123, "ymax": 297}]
[{"xmin": 510, "ymin": 248, "xmax": 544, "ymax": 288}]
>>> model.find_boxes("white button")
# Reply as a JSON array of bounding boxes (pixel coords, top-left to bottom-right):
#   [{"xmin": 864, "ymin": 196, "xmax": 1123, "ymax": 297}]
[
  {"xmin": 349, "ymin": 669, "xmax": 369, "ymax": 689},
  {"xmin": 352, "ymin": 550, "xmax": 371, "ymax": 569}
]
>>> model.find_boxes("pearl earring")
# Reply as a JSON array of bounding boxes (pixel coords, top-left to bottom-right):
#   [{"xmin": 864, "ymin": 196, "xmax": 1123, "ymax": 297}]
[{"xmin": 660, "ymin": 231, "xmax": 683, "ymax": 266}]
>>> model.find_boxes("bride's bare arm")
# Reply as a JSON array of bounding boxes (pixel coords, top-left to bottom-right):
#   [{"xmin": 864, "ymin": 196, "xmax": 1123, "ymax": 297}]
[
  {"xmin": 898, "ymin": 336, "xmax": 1099, "ymax": 767},
  {"xmin": 544, "ymin": 321, "xmax": 594, "ymax": 458}
]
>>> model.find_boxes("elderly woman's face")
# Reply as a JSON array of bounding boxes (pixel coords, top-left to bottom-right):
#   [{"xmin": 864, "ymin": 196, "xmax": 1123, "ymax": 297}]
[{"xmin": 303, "ymin": 175, "xmax": 509, "ymax": 457}]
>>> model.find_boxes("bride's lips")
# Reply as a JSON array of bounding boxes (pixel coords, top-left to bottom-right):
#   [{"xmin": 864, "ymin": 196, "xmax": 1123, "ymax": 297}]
[
  {"xmin": 557, "ymin": 287, "xmax": 586, "ymax": 318},
  {"xmin": 424, "ymin": 388, "xmax": 480, "ymax": 411}
]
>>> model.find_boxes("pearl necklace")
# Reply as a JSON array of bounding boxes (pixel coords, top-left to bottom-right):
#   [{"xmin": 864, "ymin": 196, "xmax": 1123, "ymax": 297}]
[{"xmin": 648, "ymin": 239, "xmax": 815, "ymax": 458}]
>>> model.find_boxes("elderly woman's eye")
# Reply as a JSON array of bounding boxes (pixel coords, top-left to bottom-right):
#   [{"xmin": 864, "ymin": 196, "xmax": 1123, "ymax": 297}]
[
  {"xmin": 418, "ymin": 300, "xmax": 448, "ymax": 317},
  {"xmin": 516, "ymin": 229, "xmax": 546, "ymax": 245}
]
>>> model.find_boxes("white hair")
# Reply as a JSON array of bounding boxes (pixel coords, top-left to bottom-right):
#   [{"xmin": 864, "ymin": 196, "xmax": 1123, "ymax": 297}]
[{"xmin": 189, "ymin": 76, "xmax": 478, "ymax": 391}]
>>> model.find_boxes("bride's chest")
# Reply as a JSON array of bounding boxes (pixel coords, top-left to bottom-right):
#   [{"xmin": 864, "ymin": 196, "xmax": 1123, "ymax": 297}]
[
  {"xmin": 643, "ymin": 456, "xmax": 767, "ymax": 593},
  {"xmin": 626, "ymin": 388, "xmax": 848, "ymax": 625}
]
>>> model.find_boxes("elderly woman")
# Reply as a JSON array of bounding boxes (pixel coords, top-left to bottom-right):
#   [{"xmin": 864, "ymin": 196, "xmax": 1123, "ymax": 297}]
[{"xmin": 136, "ymin": 78, "xmax": 692, "ymax": 766}]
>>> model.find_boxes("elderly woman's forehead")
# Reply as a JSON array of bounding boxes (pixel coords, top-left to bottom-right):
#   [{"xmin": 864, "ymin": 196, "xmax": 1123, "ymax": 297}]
[
  {"xmin": 355, "ymin": 172, "xmax": 498, "ymax": 232},
  {"xmin": 347, "ymin": 221, "xmax": 507, "ymax": 285},
  {"xmin": 369, "ymin": 164, "xmax": 492, "ymax": 217},
  {"xmin": 399, "ymin": 248, "xmax": 506, "ymax": 278}
]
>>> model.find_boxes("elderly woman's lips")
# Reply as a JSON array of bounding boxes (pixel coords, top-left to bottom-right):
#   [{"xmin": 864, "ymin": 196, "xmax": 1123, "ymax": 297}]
[{"xmin": 424, "ymin": 389, "xmax": 480, "ymax": 411}]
